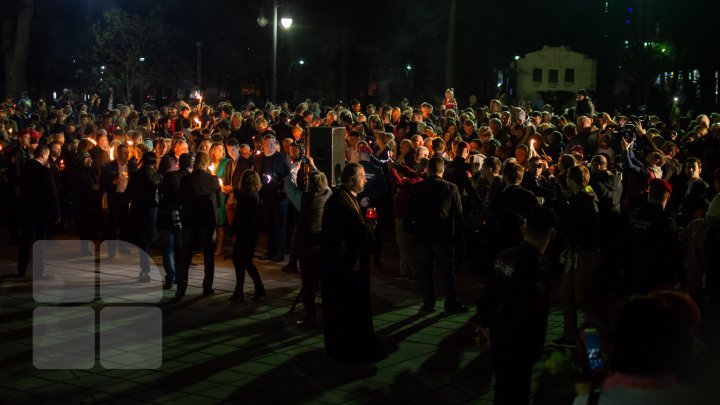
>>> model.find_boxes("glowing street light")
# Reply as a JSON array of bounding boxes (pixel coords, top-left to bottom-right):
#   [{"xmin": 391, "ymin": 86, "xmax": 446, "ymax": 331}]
[
  {"xmin": 514, "ymin": 55, "xmax": 520, "ymax": 61},
  {"xmin": 259, "ymin": 1, "xmax": 293, "ymax": 101},
  {"xmin": 139, "ymin": 57, "xmax": 145, "ymax": 62},
  {"xmin": 298, "ymin": 59, "xmax": 305, "ymax": 65},
  {"xmin": 405, "ymin": 64, "xmax": 412, "ymax": 71}
]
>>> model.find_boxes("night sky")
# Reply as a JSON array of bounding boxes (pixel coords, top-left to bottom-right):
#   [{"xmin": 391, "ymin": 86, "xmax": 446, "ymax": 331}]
[{"xmin": 5, "ymin": 0, "xmax": 720, "ymax": 111}]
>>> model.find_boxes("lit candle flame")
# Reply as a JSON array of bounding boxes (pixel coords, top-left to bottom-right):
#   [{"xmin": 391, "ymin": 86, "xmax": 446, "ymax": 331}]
[
  {"xmin": 194, "ymin": 118, "xmax": 201, "ymax": 126},
  {"xmin": 89, "ymin": 138, "xmax": 97, "ymax": 146},
  {"xmin": 109, "ymin": 145, "xmax": 115, "ymax": 160},
  {"xmin": 7, "ymin": 128, "xmax": 12, "ymax": 134},
  {"xmin": 208, "ymin": 163, "xmax": 215, "ymax": 173},
  {"xmin": 127, "ymin": 140, "xmax": 134, "ymax": 146},
  {"xmin": 218, "ymin": 178, "xmax": 223, "ymax": 188}
]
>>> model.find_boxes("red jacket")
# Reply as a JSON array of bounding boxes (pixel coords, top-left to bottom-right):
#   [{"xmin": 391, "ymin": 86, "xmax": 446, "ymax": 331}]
[{"xmin": 389, "ymin": 165, "xmax": 423, "ymax": 218}]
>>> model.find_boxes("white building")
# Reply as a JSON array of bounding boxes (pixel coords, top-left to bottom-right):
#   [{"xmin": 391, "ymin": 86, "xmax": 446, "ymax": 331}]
[{"xmin": 514, "ymin": 46, "xmax": 597, "ymax": 104}]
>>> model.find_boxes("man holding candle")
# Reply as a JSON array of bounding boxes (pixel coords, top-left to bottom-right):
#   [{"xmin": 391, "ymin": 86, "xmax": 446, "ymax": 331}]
[
  {"xmin": 321, "ymin": 163, "xmax": 385, "ymax": 360},
  {"xmin": 101, "ymin": 144, "xmax": 137, "ymax": 258},
  {"xmin": 253, "ymin": 134, "xmax": 291, "ymax": 262}
]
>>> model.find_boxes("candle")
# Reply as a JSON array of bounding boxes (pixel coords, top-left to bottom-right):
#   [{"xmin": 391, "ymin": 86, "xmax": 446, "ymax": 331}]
[
  {"xmin": 218, "ymin": 178, "xmax": 223, "ymax": 187},
  {"xmin": 194, "ymin": 118, "xmax": 201, "ymax": 127},
  {"xmin": 109, "ymin": 145, "xmax": 115, "ymax": 160},
  {"xmin": 127, "ymin": 140, "xmax": 134, "ymax": 146},
  {"xmin": 208, "ymin": 163, "xmax": 215, "ymax": 173}
]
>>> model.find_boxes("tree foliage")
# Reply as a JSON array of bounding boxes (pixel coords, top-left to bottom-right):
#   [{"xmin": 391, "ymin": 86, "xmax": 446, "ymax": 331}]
[{"xmin": 92, "ymin": 7, "xmax": 169, "ymax": 102}]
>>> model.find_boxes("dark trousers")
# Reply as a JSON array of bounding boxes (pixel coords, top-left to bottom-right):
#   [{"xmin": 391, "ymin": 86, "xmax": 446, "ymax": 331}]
[
  {"xmin": 491, "ymin": 336, "xmax": 534, "ymax": 405},
  {"xmin": 104, "ymin": 192, "xmax": 130, "ymax": 255},
  {"xmin": 262, "ymin": 197, "xmax": 288, "ymax": 258},
  {"xmin": 416, "ymin": 242, "xmax": 458, "ymax": 308},
  {"xmin": 132, "ymin": 208, "xmax": 157, "ymax": 274},
  {"xmin": 17, "ymin": 220, "xmax": 51, "ymax": 277},
  {"xmin": 298, "ymin": 245, "xmax": 322, "ymax": 322},
  {"xmin": 232, "ymin": 236, "xmax": 264, "ymax": 294},
  {"xmin": 177, "ymin": 226, "xmax": 215, "ymax": 294}
]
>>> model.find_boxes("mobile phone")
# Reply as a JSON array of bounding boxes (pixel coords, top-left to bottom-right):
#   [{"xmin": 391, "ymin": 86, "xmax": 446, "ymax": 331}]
[{"xmin": 581, "ymin": 328, "xmax": 604, "ymax": 373}]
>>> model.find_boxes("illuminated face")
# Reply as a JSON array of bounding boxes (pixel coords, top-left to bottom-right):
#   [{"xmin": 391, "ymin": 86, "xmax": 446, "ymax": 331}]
[
  {"xmin": 117, "ymin": 147, "xmax": 130, "ymax": 163},
  {"xmin": 240, "ymin": 146, "xmax": 251, "ymax": 159},
  {"xmin": 174, "ymin": 142, "xmax": 188, "ymax": 156},
  {"xmin": 227, "ymin": 145, "xmax": 239, "ymax": 160},
  {"xmin": 199, "ymin": 140, "xmax": 211, "ymax": 153},
  {"xmin": 180, "ymin": 109, "xmax": 190, "ymax": 118},
  {"xmin": 50, "ymin": 144, "xmax": 62, "ymax": 158},
  {"xmin": 352, "ymin": 167, "xmax": 367, "ymax": 193},
  {"xmin": 685, "ymin": 162, "xmax": 701, "ymax": 179},
  {"xmin": 263, "ymin": 139, "xmax": 276, "ymax": 155},
  {"xmin": 212, "ymin": 145, "xmax": 224, "ymax": 161}
]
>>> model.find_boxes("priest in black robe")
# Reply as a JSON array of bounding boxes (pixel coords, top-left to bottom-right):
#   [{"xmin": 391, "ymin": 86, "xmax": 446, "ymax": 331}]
[{"xmin": 320, "ymin": 163, "xmax": 385, "ymax": 361}]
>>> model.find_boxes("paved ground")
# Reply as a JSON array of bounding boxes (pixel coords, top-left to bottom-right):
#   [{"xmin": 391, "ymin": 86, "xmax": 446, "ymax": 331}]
[{"xmin": 4, "ymin": 231, "xmax": 714, "ymax": 404}]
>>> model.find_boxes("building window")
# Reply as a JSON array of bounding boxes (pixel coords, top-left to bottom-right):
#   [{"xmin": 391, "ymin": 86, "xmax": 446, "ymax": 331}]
[
  {"xmin": 549, "ymin": 69, "xmax": 559, "ymax": 84},
  {"xmin": 565, "ymin": 68, "xmax": 575, "ymax": 83},
  {"xmin": 532, "ymin": 68, "xmax": 542, "ymax": 82}
]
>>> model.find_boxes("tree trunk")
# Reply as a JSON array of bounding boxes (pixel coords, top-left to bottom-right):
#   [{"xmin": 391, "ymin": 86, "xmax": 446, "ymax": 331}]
[
  {"xmin": 1, "ymin": 0, "xmax": 34, "ymax": 98},
  {"xmin": 444, "ymin": 0, "xmax": 456, "ymax": 89}
]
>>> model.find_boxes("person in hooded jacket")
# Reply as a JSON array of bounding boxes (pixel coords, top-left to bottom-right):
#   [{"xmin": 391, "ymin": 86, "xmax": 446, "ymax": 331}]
[{"xmin": 554, "ymin": 165, "xmax": 601, "ymax": 348}]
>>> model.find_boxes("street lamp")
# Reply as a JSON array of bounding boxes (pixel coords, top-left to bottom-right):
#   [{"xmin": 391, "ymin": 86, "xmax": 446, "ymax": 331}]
[
  {"xmin": 260, "ymin": 0, "xmax": 292, "ymax": 102},
  {"xmin": 298, "ymin": 59, "xmax": 305, "ymax": 65}
]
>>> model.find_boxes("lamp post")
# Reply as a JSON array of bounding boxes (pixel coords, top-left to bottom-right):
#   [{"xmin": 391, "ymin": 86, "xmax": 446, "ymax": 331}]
[{"xmin": 264, "ymin": 0, "xmax": 292, "ymax": 103}]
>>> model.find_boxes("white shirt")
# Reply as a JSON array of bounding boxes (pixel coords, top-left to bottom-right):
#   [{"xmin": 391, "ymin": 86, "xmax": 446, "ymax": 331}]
[{"xmin": 117, "ymin": 162, "xmax": 129, "ymax": 193}]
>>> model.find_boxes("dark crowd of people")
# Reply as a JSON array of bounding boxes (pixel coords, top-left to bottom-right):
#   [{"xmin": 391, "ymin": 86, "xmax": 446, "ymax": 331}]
[{"xmin": 1, "ymin": 87, "xmax": 718, "ymax": 404}]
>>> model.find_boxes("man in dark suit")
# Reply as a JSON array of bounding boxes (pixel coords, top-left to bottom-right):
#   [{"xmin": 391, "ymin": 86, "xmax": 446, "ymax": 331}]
[
  {"xmin": 253, "ymin": 134, "xmax": 291, "ymax": 262},
  {"xmin": 176, "ymin": 151, "xmax": 221, "ymax": 298},
  {"xmin": 125, "ymin": 152, "xmax": 162, "ymax": 282},
  {"xmin": 271, "ymin": 111, "xmax": 294, "ymax": 143},
  {"xmin": 100, "ymin": 144, "xmax": 137, "ymax": 257},
  {"xmin": 405, "ymin": 157, "xmax": 468, "ymax": 314},
  {"xmin": 491, "ymin": 162, "xmax": 538, "ymax": 253},
  {"xmin": 99, "ymin": 86, "xmax": 122, "ymax": 112},
  {"xmin": 157, "ymin": 153, "xmax": 192, "ymax": 289},
  {"xmin": 321, "ymin": 163, "xmax": 385, "ymax": 361},
  {"xmin": 17, "ymin": 145, "xmax": 60, "ymax": 278}
]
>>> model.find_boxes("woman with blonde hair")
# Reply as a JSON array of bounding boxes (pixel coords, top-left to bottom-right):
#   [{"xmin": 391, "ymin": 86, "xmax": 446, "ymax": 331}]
[{"xmin": 209, "ymin": 141, "xmax": 230, "ymax": 255}]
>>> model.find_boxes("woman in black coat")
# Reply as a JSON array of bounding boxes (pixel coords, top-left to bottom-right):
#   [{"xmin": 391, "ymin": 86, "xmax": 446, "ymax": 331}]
[{"xmin": 228, "ymin": 169, "xmax": 265, "ymax": 302}]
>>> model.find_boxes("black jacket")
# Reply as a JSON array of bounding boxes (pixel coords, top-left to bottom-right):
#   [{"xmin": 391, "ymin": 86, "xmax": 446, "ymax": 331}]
[
  {"xmin": 100, "ymin": 160, "xmax": 138, "ymax": 195},
  {"xmin": 564, "ymin": 190, "xmax": 600, "ymax": 250},
  {"xmin": 590, "ymin": 171, "xmax": 622, "ymax": 218},
  {"xmin": 357, "ymin": 159, "xmax": 387, "ymax": 209},
  {"xmin": 179, "ymin": 169, "xmax": 221, "ymax": 228},
  {"xmin": 126, "ymin": 165, "xmax": 162, "ymax": 214},
  {"xmin": 481, "ymin": 241, "xmax": 549, "ymax": 362},
  {"xmin": 298, "ymin": 188, "xmax": 332, "ymax": 247},
  {"xmin": 627, "ymin": 202, "xmax": 683, "ymax": 292},
  {"xmin": 253, "ymin": 152, "xmax": 291, "ymax": 202},
  {"xmin": 491, "ymin": 184, "xmax": 538, "ymax": 250},
  {"xmin": 20, "ymin": 159, "xmax": 60, "ymax": 224},
  {"xmin": 157, "ymin": 168, "xmax": 189, "ymax": 230},
  {"xmin": 405, "ymin": 175, "xmax": 463, "ymax": 244}
]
